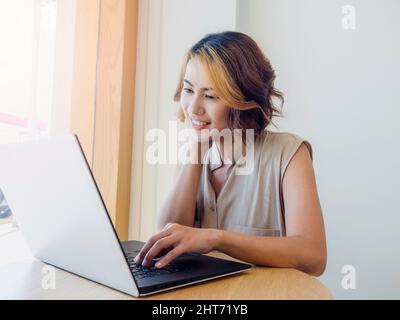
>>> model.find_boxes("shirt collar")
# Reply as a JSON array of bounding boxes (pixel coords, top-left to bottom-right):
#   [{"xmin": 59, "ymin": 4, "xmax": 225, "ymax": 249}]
[
  {"xmin": 208, "ymin": 142, "xmax": 223, "ymax": 171},
  {"xmin": 207, "ymin": 132, "xmax": 246, "ymax": 172}
]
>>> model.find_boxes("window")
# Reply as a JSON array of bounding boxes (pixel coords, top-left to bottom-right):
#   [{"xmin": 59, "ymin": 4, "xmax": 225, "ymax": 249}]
[{"xmin": 0, "ymin": 0, "xmax": 57, "ymax": 236}]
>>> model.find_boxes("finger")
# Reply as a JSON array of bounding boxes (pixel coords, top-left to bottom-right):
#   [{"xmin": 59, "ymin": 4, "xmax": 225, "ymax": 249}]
[
  {"xmin": 134, "ymin": 229, "xmax": 172, "ymax": 264},
  {"xmin": 155, "ymin": 245, "xmax": 185, "ymax": 269},
  {"xmin": 142, "ymin": 235, "xmax": 177, "ymax": 266},
  {"xmin": 135, "ymin": 223, "xmax": 177, "ymax": 264},
  {"xmin": 153, "ymin": 245, "xmax": 174, "ymax": 259}
]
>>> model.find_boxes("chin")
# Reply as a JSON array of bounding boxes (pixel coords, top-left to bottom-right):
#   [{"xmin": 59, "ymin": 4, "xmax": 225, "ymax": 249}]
[{"xmin": 193, "ymin": 129, "xmax": 213, "ymax": 143}]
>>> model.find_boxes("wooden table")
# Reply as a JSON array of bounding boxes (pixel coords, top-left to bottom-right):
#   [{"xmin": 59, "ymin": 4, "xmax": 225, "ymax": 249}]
[{"xmin": 0, "ymin": 231, "xmax": 332, "ymax": 300}]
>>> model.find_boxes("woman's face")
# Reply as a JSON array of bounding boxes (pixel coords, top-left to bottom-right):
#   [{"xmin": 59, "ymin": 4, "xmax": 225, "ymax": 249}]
[{"xmin": 180, "ymin": 58, "xmax": 230, "ymax": 136}]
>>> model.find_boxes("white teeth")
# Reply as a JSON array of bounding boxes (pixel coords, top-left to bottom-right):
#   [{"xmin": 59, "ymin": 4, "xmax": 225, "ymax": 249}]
[{"xmin": 191, "ymin": 118, "xmax": 209, "ymax": 126}]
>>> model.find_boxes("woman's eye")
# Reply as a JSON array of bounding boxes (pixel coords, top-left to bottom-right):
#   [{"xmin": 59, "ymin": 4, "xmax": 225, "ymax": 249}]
[
  {"xmin": 183, "ymin": 88, "xmax": 193, "ymax": 94},
  {"xmin": 206, "ymin": 95, "xmax": 216, "ymax": 100}
]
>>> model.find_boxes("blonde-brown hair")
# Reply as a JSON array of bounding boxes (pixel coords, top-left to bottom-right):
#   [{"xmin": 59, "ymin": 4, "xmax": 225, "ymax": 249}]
[{"xmin": 174, "ymin": 31, "xmax": 283, "ymax": 139}]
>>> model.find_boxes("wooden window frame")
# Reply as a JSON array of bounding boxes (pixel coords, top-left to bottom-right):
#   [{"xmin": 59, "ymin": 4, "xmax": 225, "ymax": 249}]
[{"xmin": 70, "ymin": 0, "xmax": 138, "ymax": 240}]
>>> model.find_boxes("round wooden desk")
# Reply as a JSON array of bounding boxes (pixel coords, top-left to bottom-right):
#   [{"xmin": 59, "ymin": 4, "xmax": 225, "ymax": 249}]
[
  {"xmin": 0, "ymin": 232, "xmax": 332, "ymax": 300},
  {"xmin": 145, "ymin": 251, "xmax": 332, "ymax": 300}
]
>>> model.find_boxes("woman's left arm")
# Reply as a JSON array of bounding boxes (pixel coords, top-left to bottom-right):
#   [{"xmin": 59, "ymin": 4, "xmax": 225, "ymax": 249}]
[
  {"xmin": 135, "ymin": 143, "xmax": 327, "ymax": 276},
  {"xmin": 215, "ymin": 143, "xmax": 327, "ymax": 276}
]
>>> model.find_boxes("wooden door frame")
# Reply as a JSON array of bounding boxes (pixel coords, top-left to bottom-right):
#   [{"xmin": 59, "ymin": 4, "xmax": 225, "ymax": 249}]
[{"xmin": 70, "ymin": 0, "xmax": 138, "ymax": 240}]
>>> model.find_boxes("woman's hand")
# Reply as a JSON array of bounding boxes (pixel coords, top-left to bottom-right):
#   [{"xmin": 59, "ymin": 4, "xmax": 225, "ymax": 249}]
[{"xmin": 134, "ymin": 223, "xmax": 220, "ymax": 269}]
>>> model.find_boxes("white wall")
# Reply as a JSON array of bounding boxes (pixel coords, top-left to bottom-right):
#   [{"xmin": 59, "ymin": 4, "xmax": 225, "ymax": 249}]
[{"xmin": 237, "ymin": 0, "xmax": 400, "ymax": 299}]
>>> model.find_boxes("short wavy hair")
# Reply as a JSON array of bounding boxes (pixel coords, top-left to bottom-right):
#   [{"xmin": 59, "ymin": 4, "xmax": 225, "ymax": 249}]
[{"xmin": 174, "ymin": 31, "xmax": 283, "ymax": 140}]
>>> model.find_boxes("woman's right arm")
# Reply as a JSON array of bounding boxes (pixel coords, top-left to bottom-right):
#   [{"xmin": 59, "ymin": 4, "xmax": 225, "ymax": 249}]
[{"xmin": 156, "ymin": 163, "xmax": 202, "ymax": 231}]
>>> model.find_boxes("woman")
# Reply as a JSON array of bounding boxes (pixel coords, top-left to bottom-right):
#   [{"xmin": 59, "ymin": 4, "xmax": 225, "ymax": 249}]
[{"xmin": 135, "ymin": 31, "xmax": 327, "ymax": 276}]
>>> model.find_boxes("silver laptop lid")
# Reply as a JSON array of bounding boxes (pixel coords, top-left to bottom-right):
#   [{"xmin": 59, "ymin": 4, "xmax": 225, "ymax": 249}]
[{"xmin": 0, "ymin": 134, "xmax": 138, "ymax": 297}]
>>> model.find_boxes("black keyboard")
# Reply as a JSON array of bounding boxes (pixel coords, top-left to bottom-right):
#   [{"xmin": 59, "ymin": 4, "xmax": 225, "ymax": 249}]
[{"xmin": 125, "ymin": 253, "xmax": 186, "ymax": 279}]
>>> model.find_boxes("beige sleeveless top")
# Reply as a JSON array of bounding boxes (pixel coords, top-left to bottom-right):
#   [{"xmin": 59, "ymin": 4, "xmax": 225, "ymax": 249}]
[{"xmin": 195, "ymin": 130, "xmax": 313, "ymax": 237}]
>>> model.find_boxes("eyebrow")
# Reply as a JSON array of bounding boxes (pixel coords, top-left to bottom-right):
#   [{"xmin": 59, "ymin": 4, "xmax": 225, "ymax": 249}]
[{"xmin": 183, "ymin": 79, "xmax": 213, "ymax": 91}]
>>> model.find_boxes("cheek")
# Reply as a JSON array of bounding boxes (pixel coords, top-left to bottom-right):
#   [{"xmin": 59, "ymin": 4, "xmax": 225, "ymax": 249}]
[
  {"xmin": 180, "ymin": 95, "xmax": 189, "ymax": 115},
  {"xmin": 211, "ymin": 104, "xmax": 229, "ymax": 125}
]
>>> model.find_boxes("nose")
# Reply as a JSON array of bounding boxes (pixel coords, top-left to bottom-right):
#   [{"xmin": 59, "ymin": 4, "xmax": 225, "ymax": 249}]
[{"xmin": 187, "ymin": 96, "xmax": 205, "ymax": 116}]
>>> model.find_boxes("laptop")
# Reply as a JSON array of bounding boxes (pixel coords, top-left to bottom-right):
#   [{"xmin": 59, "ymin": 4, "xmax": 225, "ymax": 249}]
[{"xmin": 0, "ymin": 134, "xmax": 251, "ymax": 296}]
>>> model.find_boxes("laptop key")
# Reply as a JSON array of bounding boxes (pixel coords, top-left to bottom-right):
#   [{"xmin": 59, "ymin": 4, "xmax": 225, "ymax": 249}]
[{"xmin": 129, "ymin": 260, "xmax": 185, "ymax": 280}]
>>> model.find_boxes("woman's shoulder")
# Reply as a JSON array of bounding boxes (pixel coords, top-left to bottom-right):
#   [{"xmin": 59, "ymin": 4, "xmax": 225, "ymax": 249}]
[
  {"xmin": 259, "ymin": 130, "xmax": 313, "ymax": 161},
  {"xmin": 263, "ymin": 129, "xmax": 305, "ymax": 141}
]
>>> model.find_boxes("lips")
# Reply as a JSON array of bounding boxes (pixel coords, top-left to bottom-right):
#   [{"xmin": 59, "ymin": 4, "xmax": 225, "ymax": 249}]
[{"xmin": 190, "ymin": 117, "xmax": 211, "ymax": 130}]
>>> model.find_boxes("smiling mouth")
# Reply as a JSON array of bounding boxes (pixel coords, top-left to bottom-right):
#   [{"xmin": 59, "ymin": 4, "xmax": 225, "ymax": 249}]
[{"xmin": 190, "ymin": 117, "xmax": 211, "ymax": 127}]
